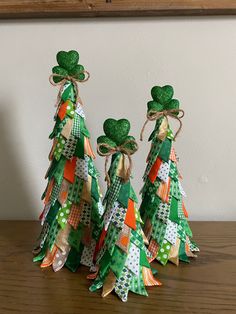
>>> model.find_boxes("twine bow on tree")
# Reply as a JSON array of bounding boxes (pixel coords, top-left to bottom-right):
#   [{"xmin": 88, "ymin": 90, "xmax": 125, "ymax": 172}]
[
  {"xmin": 140, "ymin": 108, "xmax": 185, "ymax": 141},
  {"xmin": 49, "ymin": 71, "xmax": 90, "ymax": 107},
  {"xmin": 97, "ymin": 140, "xmax": 138, "ymax": 187}
]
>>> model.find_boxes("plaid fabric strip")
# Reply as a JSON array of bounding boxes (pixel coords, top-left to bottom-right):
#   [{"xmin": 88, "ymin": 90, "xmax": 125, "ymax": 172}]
[
  {"xmin": 47, "ymin": 219, "xmax": 60, "ymax": 251},
  {"xmin": 71, "ymin": 112, "xmax": 80, "ymax": 138},
  {"xmin": 50, "ymin": 181, "xmax": 61, "ymax": 206},
  {"xmin": 148, "ymin": 239, "xmax": 159, "ymax": 262},
  {"xmin": 109, "ymin": 154, "xmax": 121, "ymax": 184},
  {"xmin": 177, "ymin": 197, "xmax": 185, "ymax": 219},
  {"xmin": 68, "ymin": 203, "xmax": 81, "ymax": 229}
]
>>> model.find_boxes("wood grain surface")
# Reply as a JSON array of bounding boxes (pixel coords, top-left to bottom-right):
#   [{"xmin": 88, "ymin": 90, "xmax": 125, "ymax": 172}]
[
  {"xmin": 0, "ymin": 221, "xmax": 236, "ymax": 313},
  {"xmin": 0, "ymin": 0, "xmax": 236, "ymax": 18}
]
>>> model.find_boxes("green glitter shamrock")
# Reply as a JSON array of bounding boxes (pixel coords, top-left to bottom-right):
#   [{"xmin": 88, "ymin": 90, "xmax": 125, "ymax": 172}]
[
  {"xmin": 52, "ymin": 50, "xmax": 85, "ymax": 83},
  {"xmin": 147, "ymin": 85, "xmax": 180, "ymax": 115},
  {"xmin": 97, "ymin": 119, "xmax": 137, "ymax": 155}
]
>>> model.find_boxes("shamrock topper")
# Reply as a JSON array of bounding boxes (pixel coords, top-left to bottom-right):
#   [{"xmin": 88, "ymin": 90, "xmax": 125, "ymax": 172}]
[
  {"xmin": 140, "ymin": 85, "xmax": 184, "ymax": 141},
  {"xmin": 97, "ymin": 118, "xmax": 138, "ymax": 185},
  {"xmin": 147, "ymin": 85, "xmax": 180, "ymax": 115},
  {"xmin": 52, "ymin": 50, "xmax": 86, "ymax": 83},
  {"xmin": 49, "ymin": 50, "xmax": 90, "ymax": 107}
]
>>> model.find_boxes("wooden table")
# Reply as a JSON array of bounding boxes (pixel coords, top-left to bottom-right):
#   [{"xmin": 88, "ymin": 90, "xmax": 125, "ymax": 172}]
[{"xmin": 0, "ymin": 221, "xmax": 235, "ymax": 313}]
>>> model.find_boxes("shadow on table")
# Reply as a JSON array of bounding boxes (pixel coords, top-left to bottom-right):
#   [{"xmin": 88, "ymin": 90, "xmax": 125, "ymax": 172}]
[{"xmin": 0, "ymin": 104, "xmax": 36, "ymax": 220}]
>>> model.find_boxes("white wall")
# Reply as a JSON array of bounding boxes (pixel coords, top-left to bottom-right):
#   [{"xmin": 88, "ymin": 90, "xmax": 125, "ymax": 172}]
[{"xmin": 0, "ymin": 17, "xmax": 235, "ymax": 220}]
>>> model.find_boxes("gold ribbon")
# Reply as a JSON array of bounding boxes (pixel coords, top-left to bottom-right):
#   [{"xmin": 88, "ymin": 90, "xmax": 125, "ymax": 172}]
[
  {"xmin": 140, "ymin": 108, "xmax": 185, "ymax": 141},
  {"xmin": 49, "ymin": 71, "xmax": 90, "ymax": 107},
  {"xmin": 97, "ymin": 140, "xmax": 138, "ymax": 186}
]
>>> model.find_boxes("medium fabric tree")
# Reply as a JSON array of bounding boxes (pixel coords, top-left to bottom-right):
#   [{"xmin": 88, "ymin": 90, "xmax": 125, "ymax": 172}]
[
  {"xmin": 139, "ymin": 85, "xmax": 199, "ymax": 266},
  {"xmin": 89, "ymin": 118, "xmax": 161, "ymax": 302},
  {"xmin": 33, "ymin": 50, "xmax": 104, "ymax": 272}
]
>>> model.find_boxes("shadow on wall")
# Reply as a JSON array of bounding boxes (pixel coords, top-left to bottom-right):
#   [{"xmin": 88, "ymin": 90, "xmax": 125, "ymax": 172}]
[{"xmin": 0, "ymin": 105, "xmax": 36, "ymax": 220}]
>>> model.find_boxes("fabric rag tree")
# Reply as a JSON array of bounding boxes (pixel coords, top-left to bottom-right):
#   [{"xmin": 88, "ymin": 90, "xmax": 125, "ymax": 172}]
[
  {"xmin": 33, "ymin": 50, "xmax": 104, "ymax": 272},
  {"xmin": 139, "ymin": 85, "xmax": 199, "ymax": 266},
  {"xmin": 89, "ymin": 118, "xmax": 162, "ymax": 302}
]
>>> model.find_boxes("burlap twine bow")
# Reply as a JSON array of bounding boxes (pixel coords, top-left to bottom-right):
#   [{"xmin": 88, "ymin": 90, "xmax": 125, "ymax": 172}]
[
  {"xmin": 97, "ymin": 140, "xmax": 138, "ymax": 186},
  {"xmin": 140, "ymin": 108, "xmax": 185, "ymax": 141},
  {"xmin": 49, "ymin": 71, "xmax": 90, "ymax": 107}
]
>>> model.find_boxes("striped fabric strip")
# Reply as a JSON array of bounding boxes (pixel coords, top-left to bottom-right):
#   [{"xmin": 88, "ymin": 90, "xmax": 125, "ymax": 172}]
[
  {"xmin": 40, "ymin": 245, "xmax": 58, "ymax": 268},
  {"xmin": 142, "ymin": 266, "xmax": 162, "ymax": 286},
  {"xmin": 157, "ymin": 177, "xmax": 171, "ymax": 203}
]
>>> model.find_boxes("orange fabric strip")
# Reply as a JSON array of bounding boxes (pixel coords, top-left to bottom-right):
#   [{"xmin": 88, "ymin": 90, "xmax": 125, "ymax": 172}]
[
  {"xmin": 58, "ymin": 101, "xmax": 69, "ymax": 121},
  {"xmin": 124, "ymin": 199, "xmax": 136, "ymax": 230},
  {"xmin": 64, "ymin": 157, "xmax": 76, "ymax": 183},
  {"xmin": 148, "ymin": 239, "xmax": 159, "ymax": 263},
  {"xmin": 142, "ymin": 266, "xmax": 162, "ymax": 286},
  {"xmin": 170, "ymin": 146, "xmax": 177, "ymax": 163},
  {"xmin": 148, "ymin": 157, "xmax": 162, "ymax": 184},
  {"xmin": 93, "ymin": 228, "xmax": 107, "ymax": 261},
  {"xmin": 157, "ymin": 177, "xmax": 171, "ymax": 203},
  {"xmin": 68, "ymin": 203, "xmax": 82, "ymax": 229},
  {"xmin": 40, "ymin": 245, "xmax": 58, "ymax": 268},
  {"xmin": 84, "ymin": 137, "xmax": 96, "ymax": 159}
]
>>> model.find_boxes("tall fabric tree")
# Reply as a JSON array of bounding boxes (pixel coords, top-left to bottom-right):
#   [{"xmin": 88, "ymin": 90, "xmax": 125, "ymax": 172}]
[
  {"xmin": 139, "ymin": 85, "xmax": 199, "ymax": 266},
  {"xmin": 89, "ymin": 118, "xmax": 161, "ymax": 302},
  {"xmin": 33, "ymin": 50, "xmax": 104, "ymax": 272}
]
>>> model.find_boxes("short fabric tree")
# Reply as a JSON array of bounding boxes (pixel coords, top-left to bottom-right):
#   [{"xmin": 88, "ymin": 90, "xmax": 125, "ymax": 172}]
[{"xmin": 89, "ymin": 118, "xmax": 161, "ymax": 302}]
